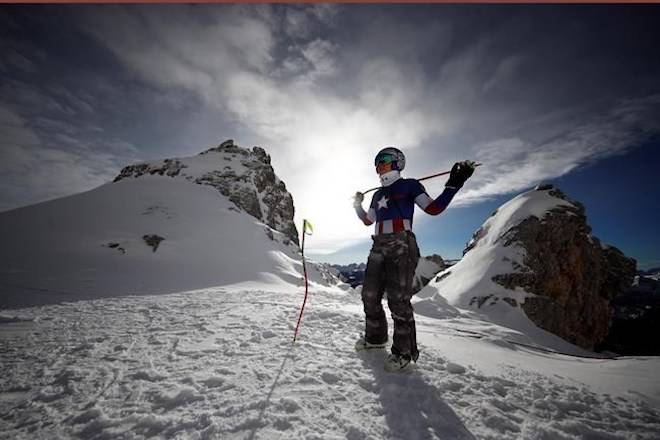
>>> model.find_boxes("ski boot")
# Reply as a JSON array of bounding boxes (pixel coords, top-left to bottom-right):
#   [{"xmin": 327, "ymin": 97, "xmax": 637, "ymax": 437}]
[
  {"xmin": 355, "ymin": 337, "xmax": 387, "ymax": 352},
  {"xmin": 384, "ymin": 353, "xmax": 415, "ymax": 372}
]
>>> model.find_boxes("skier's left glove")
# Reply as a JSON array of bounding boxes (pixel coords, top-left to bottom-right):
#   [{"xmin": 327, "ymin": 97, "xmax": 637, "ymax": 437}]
[{"xmin": 446, "ymin": 160, "xmax": 476, "ymax": 189}]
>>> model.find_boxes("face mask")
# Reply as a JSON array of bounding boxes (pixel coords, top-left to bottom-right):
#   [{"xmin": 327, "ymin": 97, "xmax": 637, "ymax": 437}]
[{"xmin": 379, "ymin": 170, "xmax": 401, "ymax": 187}]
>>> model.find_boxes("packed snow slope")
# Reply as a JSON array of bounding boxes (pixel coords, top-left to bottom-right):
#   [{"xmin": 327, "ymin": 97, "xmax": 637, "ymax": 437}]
[
  {"xmin": 1, "ymin": 286, "xmax": 659, "ymax": 439},
  {"xmin": 0, "ymin": 146, "xmax": 342, "ymax": 309}
]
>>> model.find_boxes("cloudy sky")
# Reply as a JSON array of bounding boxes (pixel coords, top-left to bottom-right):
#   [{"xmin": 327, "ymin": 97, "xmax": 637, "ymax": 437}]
[{"xmin": 1, "ymin": 5, "xmax": 659, "ymax": 268}]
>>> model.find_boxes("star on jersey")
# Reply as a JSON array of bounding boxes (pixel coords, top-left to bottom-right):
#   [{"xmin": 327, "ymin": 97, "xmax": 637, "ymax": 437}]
[{"xmin": 377, "ymin": 196, "xmax": 389, "ymax": 210}]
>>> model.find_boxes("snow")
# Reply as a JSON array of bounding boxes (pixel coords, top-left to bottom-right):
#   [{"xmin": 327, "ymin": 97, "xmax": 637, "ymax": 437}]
[
  {"xmin": 0, "ymin": 172, "xmax": 340, "ymax": 309},
  {"xmin": 645, "ymin": 271, "xmax": 660, "ymax": 281},
  {"xmin": 1, "ymin": 288, "xmax": 658, "ymax": 439},
  {"xmin": 446, "ymin": 362, "xmax": 467, "ymax": 374}
]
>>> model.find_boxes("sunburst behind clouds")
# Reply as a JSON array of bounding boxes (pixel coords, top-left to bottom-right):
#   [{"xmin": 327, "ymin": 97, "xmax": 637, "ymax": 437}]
[{"xmin": 1, "ymin": 5, "xmax": 659, "ymax": 254}]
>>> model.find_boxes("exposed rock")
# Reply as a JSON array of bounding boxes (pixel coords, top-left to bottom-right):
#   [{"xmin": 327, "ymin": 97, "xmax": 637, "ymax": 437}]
[
  {"xmin": 464, "ymin": 224, "xmax": 489, "ymax": 256},
  {"xmin": 251, "ymin": 146, "xmax": 271, "ymax": 165},
  {"xmin": 424, "ymin": 254, "xmax": 445, "ymax": 268},
  {"xmin": 103, "ymin": 242, "xmax": 126, "ymax": 254},
  {"xmin": 490, "ymin": 186, "xmax": 636, "ymax": 350},
  {"xmin": 196, "ymin": 171, "xmax": 263, "ymax": 220},
  {"xmin": 114, "ymin": 159, "xmax": 187, "ymax": 182},
  {"xmin": 413, "ymin": 254, "xmax": 446, "ymax": 294},
  {"xmin": 331, "ymin": 263, "xmax": 367, "ymax": 288},
  {"xmin": 502, "ymin": 297, "xmax": 518, "ymax": 308},
  {"xmin": 196, "ymin": 145, "xmax": 298, "ymax": 245},
  {"xmin": 200, "ymin": 139, "xmax": 249, "ymax": 157},
  {"xmin": 435, "ymin": 271, "xmax": 451, "ymax": 283},
  {"xmin": 142, "ymin": 234, "xmax": 165, "ymax": 253},
  {"xmin": 312, "ymin": 263, "xmax": 348, "ymax": 288},
  {"xmin": 113, "ymin": 139, "xmax": 299, "ymax": 246},
  {"xmin": 264, "ymin": 228, "xmax": 274, "ymax": 241},
  {"xmin": 470, "ymin": 294, "xmax": 496, "ymax": 308}
]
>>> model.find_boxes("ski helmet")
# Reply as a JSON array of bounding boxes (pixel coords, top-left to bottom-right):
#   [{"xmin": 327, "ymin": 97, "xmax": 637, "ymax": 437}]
[{"xmin": 374, "ymin": 147, "xmax": 405, "ymax": 171}]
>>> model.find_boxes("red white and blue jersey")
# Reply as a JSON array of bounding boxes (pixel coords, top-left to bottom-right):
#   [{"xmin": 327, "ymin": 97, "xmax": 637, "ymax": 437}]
[{"xmin": 355, "ymin": 178, "xmax": 458, "ymax": 235}]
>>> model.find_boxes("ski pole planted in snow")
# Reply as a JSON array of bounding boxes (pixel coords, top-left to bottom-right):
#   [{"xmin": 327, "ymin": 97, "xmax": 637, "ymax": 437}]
[
  {"xmin": 360, "ymin": 162, "xmax": 482, "ymax": 195},
  {"xmin": 293, "ymin": 219, "xmax": 314, "ymax": 343}
]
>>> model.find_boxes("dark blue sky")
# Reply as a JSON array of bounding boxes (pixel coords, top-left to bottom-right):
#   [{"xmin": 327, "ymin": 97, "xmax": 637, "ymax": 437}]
[
  {"xmin": 423, "ymin": 138, "xmax": 660, "ymax": 270},
  {"xmin": 1, "ymin": 5, "xmax": 659, "ymax": 269}
]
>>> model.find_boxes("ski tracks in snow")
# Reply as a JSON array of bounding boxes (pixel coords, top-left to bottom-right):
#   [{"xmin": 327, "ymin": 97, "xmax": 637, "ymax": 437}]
[{"xmin": 0, "ymin": 288, "xmax": 659, "ymax": 439}]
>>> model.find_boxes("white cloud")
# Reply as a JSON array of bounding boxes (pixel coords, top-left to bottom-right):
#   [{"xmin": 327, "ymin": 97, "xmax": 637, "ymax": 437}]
[
  {"xmin": 5, "ymin": 48, "xmax": 37, "ymax": 73},
  {"xmin": 48, "ymin": 85, "xmax": 95, "ymax": 115},
  {"xmin": 79, "ymin": 6, "xmax": 275, "ymax": 106},
  {"xmin": 0, "ymin": 103, "xmax": 140, "ymax": 212},
  {"xmin": 280, "ymin": 4, "xmax": 339, "ymax": 39},
  {"xmin": 283, "ymin": 7, "xmax": 313, "ymax": 39},
  {"xmin": 0, "ymin": 106, "xmax": 40, "ymax": 148},
  {"xmin": 482, "ymin": 54, "xmax": 525, "ymax": 93},
  {"xmin": 73, "ymin": 6, "xmax": 660, "ymax": 254},
  {"xmin": 450, "ymin": 94, "xmax": 660, "ymax": 206},
  {"xmin": 300, "ymin": 39, "xmax": 338, "ymax": 78}
]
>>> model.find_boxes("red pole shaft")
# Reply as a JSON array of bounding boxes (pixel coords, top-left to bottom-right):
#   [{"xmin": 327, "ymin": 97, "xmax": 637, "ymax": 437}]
[{"xmin": 293, "ymin": 229, "xmax": 309, "ymax": 343}]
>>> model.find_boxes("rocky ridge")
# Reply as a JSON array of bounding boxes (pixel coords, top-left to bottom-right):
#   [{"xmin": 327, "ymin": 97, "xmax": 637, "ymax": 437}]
[
  {"xmin": 413, "ymin": 254, "xmax": 446, "ymax": 294},
  {"xmin": 114, "ymin": 140, "xmax": 299, "ymax": 246},
  {"xmin": 470, "ymin": 185, "xmax": 636, "ymax": 350}
]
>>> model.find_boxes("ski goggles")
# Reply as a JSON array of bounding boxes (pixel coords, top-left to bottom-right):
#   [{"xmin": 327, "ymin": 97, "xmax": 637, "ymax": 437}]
[{"xmin": 375, "ymin": 153, "xmax": 395, "ymax": 167}]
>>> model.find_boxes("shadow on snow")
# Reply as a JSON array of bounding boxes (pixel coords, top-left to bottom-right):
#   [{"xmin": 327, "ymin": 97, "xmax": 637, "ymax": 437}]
[{"xmin": 359, "ymin": 350, "xmax": 475, "ymax": 440}]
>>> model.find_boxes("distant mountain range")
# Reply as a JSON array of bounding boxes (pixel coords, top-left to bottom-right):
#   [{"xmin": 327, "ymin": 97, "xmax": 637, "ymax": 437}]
[
  {"xmin": 638, "ymin": 267, "xmax": 660, "ymax": 279},
  {"xmin": 332, "ymin": 255, "xmax": 451, "ymax": 290}
]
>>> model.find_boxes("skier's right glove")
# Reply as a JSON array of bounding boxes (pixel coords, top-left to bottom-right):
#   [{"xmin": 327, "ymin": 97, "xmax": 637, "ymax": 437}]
[
  {"xmin": 353, "ymin": 191, "xmax": 364, "ymax": 208},
  {"xmin": 445, "ymin": 160, "xmax": 476, "ymax": 189}
]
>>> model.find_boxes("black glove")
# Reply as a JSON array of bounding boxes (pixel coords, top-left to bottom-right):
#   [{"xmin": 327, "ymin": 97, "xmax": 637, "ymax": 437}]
[
  {"xmin": 353, "ymin": 191, "xmax": 364, "ymax": 208},
  {"xmin": 446, "ymin": 160, "xmax": 476, "ymax": 189}
]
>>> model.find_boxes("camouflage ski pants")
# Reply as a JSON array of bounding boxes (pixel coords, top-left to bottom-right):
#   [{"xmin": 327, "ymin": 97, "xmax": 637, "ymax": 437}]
[{"xmin": 361, "ymin": 231, "xmax": 421, "ymax": 361}]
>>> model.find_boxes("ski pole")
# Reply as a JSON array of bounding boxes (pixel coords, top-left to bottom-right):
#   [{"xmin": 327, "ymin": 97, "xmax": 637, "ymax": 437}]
[
  {"xmin": 359, "ymin": 162, "xmax": 482, "ymax": 195},
  {"xmin": 293, "ymin": 219, "xmax": 313, "ymax": 344}
]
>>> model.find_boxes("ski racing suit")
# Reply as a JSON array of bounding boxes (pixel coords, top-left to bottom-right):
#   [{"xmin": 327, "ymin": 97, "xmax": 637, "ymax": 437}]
[{"xmin": 354, "ymin": 175, "xmax": 458, "ymax": 361}]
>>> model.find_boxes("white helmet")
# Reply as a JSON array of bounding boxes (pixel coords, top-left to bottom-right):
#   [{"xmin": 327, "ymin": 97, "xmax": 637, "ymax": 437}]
[{"xmin": 374, "ymin": 147, "xmax": 405, "ymax": 171}]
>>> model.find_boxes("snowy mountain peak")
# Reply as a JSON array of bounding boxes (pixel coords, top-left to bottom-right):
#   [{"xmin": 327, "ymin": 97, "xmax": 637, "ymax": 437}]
[
  {"xmin": 0, "ymin": 139, "xmax": 347, "ymax": 309},
  {"xmin": 463, "ymin": 184, "xmax": 577, "ymax": 254},
  {"xmin": 419, "ymin": 184, "xmax": 635, "ymax": 351},
  {"xmin": 114, "ymin": 139, "xmax": 299, "ymax": 246}
]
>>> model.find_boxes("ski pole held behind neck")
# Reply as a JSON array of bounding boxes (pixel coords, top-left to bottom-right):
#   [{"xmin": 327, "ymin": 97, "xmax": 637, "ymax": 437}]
[{"xmin": 360, "ymin": 162, "xmax": 481, "ymax": 195}]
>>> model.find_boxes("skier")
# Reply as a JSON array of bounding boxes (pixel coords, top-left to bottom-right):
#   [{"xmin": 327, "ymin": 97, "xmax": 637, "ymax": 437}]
[{"xmin": 353, "ymin": 147, "xmax": 475, "ymax": 372}]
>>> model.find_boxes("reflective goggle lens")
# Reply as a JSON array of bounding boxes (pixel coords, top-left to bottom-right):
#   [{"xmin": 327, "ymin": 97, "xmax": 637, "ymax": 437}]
[{"xmin": 375, "ymin": 154, "xmax": 394, "ymax": 166}]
